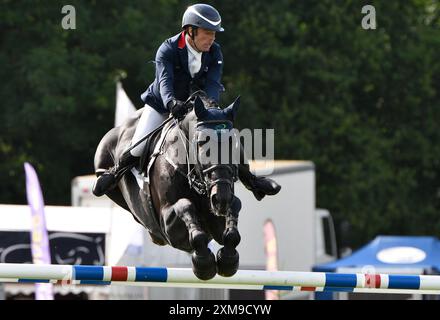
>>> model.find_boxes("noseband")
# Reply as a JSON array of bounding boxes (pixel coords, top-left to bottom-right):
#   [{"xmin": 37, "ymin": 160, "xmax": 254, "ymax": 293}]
[{"xmin": 201, "ymin": 164, "xmax": 237, "ymax": 195}]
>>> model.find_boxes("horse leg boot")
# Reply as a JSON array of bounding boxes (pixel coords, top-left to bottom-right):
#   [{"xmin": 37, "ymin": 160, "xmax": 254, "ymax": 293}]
[
  {"xmin": 92, "ymin": 149, "xmax": 139, "ymax": 197},
  {"xmin": 217, "ymin": 196, "xmax": 241, "ymax": 277},
  {"xmin": 174, "ymin": 199, "xmax": 216, "ymax": 280},
  {"xmin": 238, "ymin": 145, "xmax": 281, "ymax": 201}
]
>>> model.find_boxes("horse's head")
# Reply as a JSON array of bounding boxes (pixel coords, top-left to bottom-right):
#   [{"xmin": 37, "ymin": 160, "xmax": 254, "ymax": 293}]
[{"xmin": 182, "ymin": 94, "xmax": 240, "ymax": 216}]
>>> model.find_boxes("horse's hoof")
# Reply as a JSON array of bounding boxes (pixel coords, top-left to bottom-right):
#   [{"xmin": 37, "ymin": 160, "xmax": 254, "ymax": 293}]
[
  {"xmin": 216, "ymin": 247, "xmax": 239, "ymax": 277},
  {"xmin": 192, "ymin": 251, "xmax": 217, "ymax": 280}
]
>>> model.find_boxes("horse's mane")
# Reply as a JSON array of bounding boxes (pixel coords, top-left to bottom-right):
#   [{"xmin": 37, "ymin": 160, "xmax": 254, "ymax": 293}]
[{"xmin": 189, "ymin": 91, "xmax": 219, "ymax": 110}]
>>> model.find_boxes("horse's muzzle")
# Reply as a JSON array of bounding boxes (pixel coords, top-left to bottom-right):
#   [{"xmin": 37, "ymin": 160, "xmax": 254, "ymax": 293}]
[{"xmin": 210, "ymin": 183, "xmax": 233, "ymax": 216}]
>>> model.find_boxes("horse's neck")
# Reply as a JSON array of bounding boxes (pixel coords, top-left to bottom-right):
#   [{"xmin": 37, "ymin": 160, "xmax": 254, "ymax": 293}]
[
  {"xmin": 180, "ymin": 111, "xmax": 197, "ymax": 139},
  {"xmin": 160, "ymin": 113, "xmax": 197, "ymax": 169}
]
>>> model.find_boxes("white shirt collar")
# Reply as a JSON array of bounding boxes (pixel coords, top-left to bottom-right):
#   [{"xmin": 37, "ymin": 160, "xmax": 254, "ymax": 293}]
[
  {"xmin": 185, "ymin": 34, "xmax": 202, "ymax": 78},
  {"xmin": 185, "ymin": 34, "xmax": 202, "ymax": 58}
]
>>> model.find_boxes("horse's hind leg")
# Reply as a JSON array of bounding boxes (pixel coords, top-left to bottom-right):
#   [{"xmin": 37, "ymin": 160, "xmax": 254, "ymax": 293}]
[
  {"xmin": 165, "ymin": 198, "xmax": 217, "ymax": 280},
  {"xmin": 217, "ymin": 196, "xmax": 242, "ymax": 277}
]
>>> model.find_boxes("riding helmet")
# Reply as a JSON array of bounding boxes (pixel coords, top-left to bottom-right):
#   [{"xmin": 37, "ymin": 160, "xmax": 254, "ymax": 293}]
[{"xmin": 182, "ymin": 4, "xmax": 224, "ymax": 32}]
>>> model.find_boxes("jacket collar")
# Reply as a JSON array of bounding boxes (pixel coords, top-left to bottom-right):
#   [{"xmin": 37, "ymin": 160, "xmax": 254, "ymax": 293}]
[
  {"xmin": 178, "ymin": 31, "xmax": 186, "ymax": 49},
  {"xmin": 177, "ymin": 32, "xmax": 190, "ymax": 75}
]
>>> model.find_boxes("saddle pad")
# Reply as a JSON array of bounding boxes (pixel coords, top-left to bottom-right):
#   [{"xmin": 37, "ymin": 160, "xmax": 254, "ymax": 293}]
[
  {"xmin": 131, "ymin": 167, "xmax": 145, "ymax": 190},
  {"xmin": 130, "ymin": 120, "xmax": 176, "ymax": 189}
]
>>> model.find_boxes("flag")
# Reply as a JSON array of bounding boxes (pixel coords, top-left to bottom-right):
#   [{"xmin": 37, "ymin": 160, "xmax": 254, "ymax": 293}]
[
  {"xmin": 264, "ymin": 219, "xmax": 279, "ymax": 300},
  {"xmin": 24, "ymin": 162, "xmax": 54, "ymax": 300},
  {"xmin": 115, "ymin": 81, "xmax": 137, "ymax": 127}
]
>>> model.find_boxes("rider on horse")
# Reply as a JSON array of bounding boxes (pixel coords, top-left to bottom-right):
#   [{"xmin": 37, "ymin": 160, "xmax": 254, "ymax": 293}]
[{"xmin": 92, "ymin": 3, "xmax": 281, "ymax": 200}]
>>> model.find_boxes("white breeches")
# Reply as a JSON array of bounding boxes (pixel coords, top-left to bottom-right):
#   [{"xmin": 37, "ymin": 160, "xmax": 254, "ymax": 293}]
[{"xmin": 130, "ymin": 104, "xmax": 168, "ymax": 157}]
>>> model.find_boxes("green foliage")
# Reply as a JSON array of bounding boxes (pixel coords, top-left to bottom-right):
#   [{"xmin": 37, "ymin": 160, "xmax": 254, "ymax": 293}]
[
  {"xmin": 1, "ymin": 0, "xmax": 439, "ymax": 248},
  {"xmin": 216, "ymin": 0, "xmax": 440, "ymax": 248}
]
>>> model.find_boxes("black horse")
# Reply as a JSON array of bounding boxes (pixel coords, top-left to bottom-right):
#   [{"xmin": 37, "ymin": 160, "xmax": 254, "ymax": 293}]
[{"xmin": 94, "ymin": 93, "xmax": 242, "ymax": 280}]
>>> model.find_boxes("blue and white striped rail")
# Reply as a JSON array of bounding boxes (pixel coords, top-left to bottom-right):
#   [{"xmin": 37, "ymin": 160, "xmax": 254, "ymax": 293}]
[
  {"xmin": 0, "ymin": 263, "xmax": 439, "ymax": 294},
  {"xmin": 2, "ymin": 277, "xmax": 440, "ymax": 295}
]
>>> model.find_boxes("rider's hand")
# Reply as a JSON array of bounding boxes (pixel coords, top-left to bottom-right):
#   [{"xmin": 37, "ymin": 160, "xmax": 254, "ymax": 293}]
[{"xmin": 168, "ymin": 99, "xmax": 187, "ymax": 120}]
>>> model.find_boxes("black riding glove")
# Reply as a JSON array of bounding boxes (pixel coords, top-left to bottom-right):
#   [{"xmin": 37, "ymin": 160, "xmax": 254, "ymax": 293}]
[{"xmin": 167, "ymin": 99, "xmax": 186, "ymax": 120}]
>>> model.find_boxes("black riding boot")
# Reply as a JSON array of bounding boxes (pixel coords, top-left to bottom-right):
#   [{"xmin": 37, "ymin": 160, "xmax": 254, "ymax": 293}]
[
  {"xmin": 237, "ymin": 146, "xmax": 281, "ymax": 201},
  {"xmin": 92, "ymin": 151, "xmax": 139, "ymax": 197}
]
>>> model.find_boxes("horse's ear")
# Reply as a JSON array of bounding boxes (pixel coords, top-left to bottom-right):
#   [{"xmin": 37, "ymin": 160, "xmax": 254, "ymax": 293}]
[
  {"xmin": 194, "ymin": 96, "xmax": 207, "ymax": 119},
  {"xmin": 223, "ymin": 96, "xmax": 240, "ymax": 121}
]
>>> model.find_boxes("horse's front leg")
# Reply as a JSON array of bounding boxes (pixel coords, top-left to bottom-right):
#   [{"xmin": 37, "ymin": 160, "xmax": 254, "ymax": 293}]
[
  {"xmin": 169, "ymin": 198, "xmax": 217, "ymax": 280},
  {"xmin": 217, "ymin": 196, "xmax": 241, "ymax": 277}
]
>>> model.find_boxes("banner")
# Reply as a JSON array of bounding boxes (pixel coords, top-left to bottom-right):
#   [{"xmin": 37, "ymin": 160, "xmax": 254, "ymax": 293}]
[
  {"xmin": 263, "ymin": 219, "xmax": 279, "ymax": 300},
  {"xmin": 0, "ymin": 231, "xmax": 105, "ymax": 265},
  {"xmin": 24, "ymin": 162, "xmax": 54, "ymax": 300}
]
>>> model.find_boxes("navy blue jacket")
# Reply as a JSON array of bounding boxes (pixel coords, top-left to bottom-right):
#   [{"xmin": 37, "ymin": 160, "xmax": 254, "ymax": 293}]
[{"xmin": 141, "ymin": 32, "xmax": 224, "ymax": 114}]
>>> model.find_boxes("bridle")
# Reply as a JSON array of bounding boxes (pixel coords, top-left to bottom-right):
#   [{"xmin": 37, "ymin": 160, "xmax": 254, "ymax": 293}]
[
  {"xmin": 190, "ymin": 119, "xmax": 238, "ymax": 197},
  {"xmin": 168, "ymin": 93, "xmax": 238, "ymax": 197}
]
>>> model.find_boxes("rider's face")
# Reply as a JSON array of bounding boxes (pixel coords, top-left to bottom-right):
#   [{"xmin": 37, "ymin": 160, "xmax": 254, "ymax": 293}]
[{"xmin": 190, "ymin": 27, "xmax": 216, "ymax": 52}]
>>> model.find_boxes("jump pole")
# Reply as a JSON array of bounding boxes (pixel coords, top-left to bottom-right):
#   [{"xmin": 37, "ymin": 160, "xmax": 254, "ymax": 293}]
[
  {"xmin": 0, "ymin": 264, "xmax": 439, "ymax": 294},
  {"xmin": 1, "ymin": 277, "xmax": 439, "ymax": 295}
]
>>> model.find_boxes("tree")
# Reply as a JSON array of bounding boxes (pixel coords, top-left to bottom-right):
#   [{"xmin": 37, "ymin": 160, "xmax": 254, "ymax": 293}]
[{"xmin": 1, "ymin": 0, "xmax": 439, "ymax": 249}]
